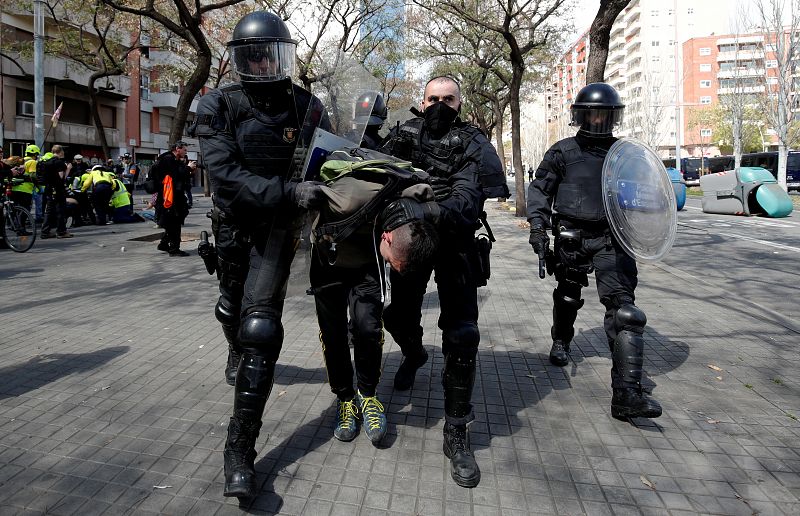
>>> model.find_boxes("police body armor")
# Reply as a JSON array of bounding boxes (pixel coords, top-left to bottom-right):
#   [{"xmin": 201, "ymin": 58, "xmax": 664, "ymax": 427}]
[
  {"xmin": 193, "ymin": 83, "xmax": 322, "ymax": 182},
  {"xmin": 381, "ymin": 117, "xmax": 507, "ymax": 199},
  {"xmin": 553, "ymin": 137, "xmax": 610, "ymax": 222}
]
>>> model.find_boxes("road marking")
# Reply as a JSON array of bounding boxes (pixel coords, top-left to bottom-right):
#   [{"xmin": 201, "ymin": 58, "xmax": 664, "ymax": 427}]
[{"xmin": 716, "ymin": 231, "xmax": 800, "ymax": 253}]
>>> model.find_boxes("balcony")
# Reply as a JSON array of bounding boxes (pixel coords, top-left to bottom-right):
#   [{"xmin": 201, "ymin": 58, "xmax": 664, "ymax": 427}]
[
  {"xmin": 150, "ymin": 91, "xmax": 200, "ymax": 112},
  {"xmin": 717, "ymin": 68, "xmax": 765, "ymax": 79},
  {"xmin": 717, "ymin": 50, "xmax": 764, "ymax": 62},
  {"xmin": 14, "ymin": 117, "xmax": 120, "ymax": 148},
  {"xmin": 717, "ymin": 86, "xmax": 766, "ymax": 95},
  {"xmin": 1, "ymin": 53, "xmax": 131, "ymax": 98}
]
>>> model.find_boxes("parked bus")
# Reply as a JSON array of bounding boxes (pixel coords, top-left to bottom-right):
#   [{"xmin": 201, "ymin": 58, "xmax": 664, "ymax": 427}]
[{"xmin": 739, "ymin": 151, "xmax": 800, "ymax": 191}]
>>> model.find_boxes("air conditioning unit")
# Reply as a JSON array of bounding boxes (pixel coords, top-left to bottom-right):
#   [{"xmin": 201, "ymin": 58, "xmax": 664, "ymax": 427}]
[{"xmin": 17, "ymin": 101, "xmax": 35, "ymax": 117}]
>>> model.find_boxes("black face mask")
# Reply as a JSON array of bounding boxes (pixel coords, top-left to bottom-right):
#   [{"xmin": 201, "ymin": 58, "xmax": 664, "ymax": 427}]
[{"xmin": 423, "ymin": 102, "xmax": 459, "ymax": 135}]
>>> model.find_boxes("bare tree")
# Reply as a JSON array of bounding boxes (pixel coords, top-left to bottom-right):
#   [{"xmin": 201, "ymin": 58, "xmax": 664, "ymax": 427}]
[
  {"xmin": 586, "ymin": 0, "xmax": 631, "ymax": 83},
  {"xmin": 99, "ymin": 0, "xmax": 246, "ymax": 146},
  {"xmin": 754, "ymin": 0, "xmax": 800, "ymax": 189},
  {"xmin": 412, "ymin": 0, "xmax": 570, "ymax": 216},
  {"xmin": 623, "ymin": 62, "xmax": 671, "ymax": 151}
]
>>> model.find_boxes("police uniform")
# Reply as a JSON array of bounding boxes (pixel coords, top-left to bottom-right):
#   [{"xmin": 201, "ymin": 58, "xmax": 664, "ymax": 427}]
[
  {"xmin": 526, "ymin": 82, "xmax": 661, "ymax": 420},
  {"xmin": 379, "ymin": 110, "xmax": 507, "ymax": 487},
  {"xmin": 192, "ymin": 10, "xmax": 331, "ymax": 500}
]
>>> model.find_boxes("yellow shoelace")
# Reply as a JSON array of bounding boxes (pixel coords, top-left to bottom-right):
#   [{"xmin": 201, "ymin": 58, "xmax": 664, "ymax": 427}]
[
  {"xmin": 360, "ymin": 396, "xmax": 385, "ymax": 430},
  {"xmin": 338, "ymin": 400, "xmax": 358, "ymax": 426}
]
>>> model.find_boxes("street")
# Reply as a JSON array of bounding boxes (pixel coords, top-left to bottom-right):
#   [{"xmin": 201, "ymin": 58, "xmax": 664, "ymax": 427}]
[{"xmin": 0, "ymin": 191, "xmax": 798, "ymax": 515}]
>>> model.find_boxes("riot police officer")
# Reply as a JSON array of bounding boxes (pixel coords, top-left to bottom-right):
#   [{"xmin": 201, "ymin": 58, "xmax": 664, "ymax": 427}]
[
  {"xmin": 192, "ymin": 11, "xmax": 329, "ymax": 499},
  {"xmin": 354, "ymin": 91, "xmax": 387, "ymax": 150},
  {"xmin": 526, "ymin": 82, "xmax": 662, "ymax": 420},
  {"xmin": 379, "ymin": 76, "xmax": 508, "ymax": 488}
]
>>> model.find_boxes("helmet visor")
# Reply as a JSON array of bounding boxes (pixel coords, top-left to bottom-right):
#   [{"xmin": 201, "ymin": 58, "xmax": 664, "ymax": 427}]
[
  {"xmin": 231, "ymin": 41, "xmax": 296, "ymax": 82},
  {"xmin": 571, "ymin": 107, "xmax": 623, "ymax": 135}
]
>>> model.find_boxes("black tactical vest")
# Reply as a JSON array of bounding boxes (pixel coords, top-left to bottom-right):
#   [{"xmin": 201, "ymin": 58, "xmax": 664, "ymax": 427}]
[
  {"xmin": 216, "ymin": 84, "xmax": 317, "ymax": 179},
  {"xmin": 381, "ymin": 118, "xmax": 507, "ymax": 198},
  {"xmin": 553, "ymin": 137, "xmax": 608, "ymax": 222}
]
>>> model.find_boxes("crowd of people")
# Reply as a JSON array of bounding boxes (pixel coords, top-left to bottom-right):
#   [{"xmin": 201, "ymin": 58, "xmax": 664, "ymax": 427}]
[{"xmin": 186, "ymin": 10, "xmax": 665, "ymax": 502}]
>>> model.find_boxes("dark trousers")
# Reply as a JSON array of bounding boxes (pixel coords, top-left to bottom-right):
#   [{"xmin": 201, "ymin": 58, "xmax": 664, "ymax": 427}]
[
  {"xmin": 214, "ymin": 217, "xmax": 253, "ymax": 350},
  {"xmin": 311, "ymin": 251, "xmax": 383, "ymax": 400},
  {"xmin": 159, "ymin": 210, "xmax": 183, "ymax": 251},
  {"xmin": 551, "ymin": 233, "xmax": 639, "ymax": 388},
  {"xmin": 9, "ymin": 191, "xmax": 32, "ymax": 211},
  {"xmin": 41, "ymin": 189, "xmax": 67, "ymax": 235},
  {"xmin": 92, "ymin": 182, "xmax": 113, "ymax": 224}
]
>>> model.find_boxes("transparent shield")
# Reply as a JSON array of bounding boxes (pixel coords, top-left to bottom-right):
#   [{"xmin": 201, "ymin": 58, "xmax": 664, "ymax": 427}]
[
  {"xmin": 297, "ymin": 55, "xmax": 382, "ymax": 180},
  {"xmin": 602, "ymin": 138, "xmax": 677, "ymax": 263}
]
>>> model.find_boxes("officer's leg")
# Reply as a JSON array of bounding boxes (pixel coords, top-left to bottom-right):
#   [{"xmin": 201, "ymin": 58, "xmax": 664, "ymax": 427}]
[
  {"xmin": 594, "ymin": 242, "xmax": 661, "ymax": 419},
  {"xmin": 224, "ymin": 222, "xmax": 299, "ymax": 498},
  {"xmin": 215, "ymin": 220, "xmax": 249, "ymax": 386},
  {"xmin": 348, "ymin": 265, "xmax": 386, "ymax": 443},
  {"xmin": 549, "ymin": 268, "xmax": 586, "ymax": 367},
  {"xmin": 384, "ymin": 264, "xmax": 432, "ymax": 390},
  {"xmin": 437, "ymin": 250, "xmax": 481, "ymax": 488}
]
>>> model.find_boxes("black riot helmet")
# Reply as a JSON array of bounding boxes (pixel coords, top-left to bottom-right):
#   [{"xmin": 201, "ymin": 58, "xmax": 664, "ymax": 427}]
[
  {"xmin": 228, "ymin": 11, "xmax": 297, "ymax": 84},
  {"xmin": 570, "ymin": 82, "xmax": 624, "ymax": 136},
  {"xmin": 354, "ymin": 92, "xmax": 388, "ymax": 128}
]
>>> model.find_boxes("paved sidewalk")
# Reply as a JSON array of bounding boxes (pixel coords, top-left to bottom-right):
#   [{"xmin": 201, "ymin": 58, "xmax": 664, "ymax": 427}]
[{"xmin": 0, "ymin": 194, "xmax": 798, "ymax": 515}]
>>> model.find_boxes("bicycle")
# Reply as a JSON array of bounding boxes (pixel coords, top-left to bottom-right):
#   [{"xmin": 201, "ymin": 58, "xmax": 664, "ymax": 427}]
[{"xmin": 1, "ymin": 178, "xmax": 37, "ymax": 252}]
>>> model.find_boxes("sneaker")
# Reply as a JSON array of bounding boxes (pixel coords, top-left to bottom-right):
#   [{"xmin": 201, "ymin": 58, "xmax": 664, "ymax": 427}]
[
  {"xmin": 56, "ymin": 232, "xmax": 74, "ymax": 239},
  {"xmin": 157, "ymin": 241, "xmax": 170, "ymax": 252},
  {"xmin": 549, "ymin": 340, "xmax": 570, "ymax": 367},
  {"xmin": 169, "ymin": 249, "xmax": 190, "ymax": 257},
  {"xmin": 393, "ymin": 349, "xmax": 428, "ymax": 391},
  {"xmin": 333, "ymin": 398, "xmax": 359, "ymax": 442},
  {"xmin": 357, "ymin": 392, "xmax": 387, "ymax": 444},
  {"xmin": 40, "ymin": 232, "xmax": 53, "ymax": 239}
]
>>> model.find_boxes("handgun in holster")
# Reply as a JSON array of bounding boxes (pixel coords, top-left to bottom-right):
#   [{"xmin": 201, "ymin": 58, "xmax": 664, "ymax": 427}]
[{"xmin": 198, "ymin": 230, "xmax": 218, "ymax": 276}]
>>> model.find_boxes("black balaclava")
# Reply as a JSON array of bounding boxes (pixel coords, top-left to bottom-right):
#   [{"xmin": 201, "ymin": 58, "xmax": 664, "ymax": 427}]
[{"xmin": 423, "ymin": 102, "xmax": 459, "ymax": 137}]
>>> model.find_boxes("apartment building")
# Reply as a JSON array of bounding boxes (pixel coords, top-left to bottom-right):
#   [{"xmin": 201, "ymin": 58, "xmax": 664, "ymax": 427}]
[
  {"xmin": 1, "ymin": 9, "xmax": 200, "ymax": 172},
  {"xmin": 0, "ymin": 10, "xmax": 130, "ymax": 160},
  {"xmin": 682, "ymin": 32, "xmax": 781, "ymax": 157},
  {"xmin": 546, "ymin": 0, "xmax": 734, "ymax": 157}
]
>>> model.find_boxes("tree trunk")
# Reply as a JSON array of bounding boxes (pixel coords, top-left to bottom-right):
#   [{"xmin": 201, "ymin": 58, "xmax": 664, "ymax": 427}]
[
  {"xmin": 777, "ymin": 143, "xmax": 788, "ymax": 191},
  {"xmin": 493, "ymin": 101, "xmax": 505, "ymax": 172},
  {"xmin": 511, "ymin": 63, "xmax": 525, "ymax": 217},
  {"xmin": 87, "ymin": 74, "xmax": 112, "ymax": 159},
  {"xmin": 170, "ymin": 51, "xmax": 212, "ymax": 145},
  {"xmin": 586, "ymin": 0, "xmax": 631, "ymax": 84}
]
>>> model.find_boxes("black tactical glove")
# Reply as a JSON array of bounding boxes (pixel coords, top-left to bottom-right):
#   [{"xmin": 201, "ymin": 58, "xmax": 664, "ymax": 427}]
[
  {"xmin": 529, "ymin": 225, "xmax": 549, "ymax": 255},
  {"xmin": 381, "ymin": 198, "xmax": 440, "ymax": 232},
  {"xmin": 428, "ymin": 176, "xmax": 451, "ymax": 201},
  {"xmin": 287, "ymin": 180, "xmax": 326, "ymax": 210},
  {"xmin": 292, "ymin": 145, "xmax": 307, "ymax": 179}
]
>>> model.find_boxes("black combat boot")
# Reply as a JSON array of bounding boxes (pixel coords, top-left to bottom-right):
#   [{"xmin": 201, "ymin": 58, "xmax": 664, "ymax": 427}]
[
  {"xmin": 549, "ymin": 339, "xmax": 570, "ymax": 367},
  {"xmin": 611, "ymin": 387, "xmax": 662, "ymax": 419},
  {"xmin": 611, "ymin": 305, "xmax": 662, "ymax": 419},
  {"xmin": 225, "ymin": 346, "xmax": 242, "ymax": 386},
  {"xmin": 443, "ymin": 423, "xmax": 480, "ymax": 488},
  {"xmin": 223, "ymin": 352, "xmax": 275, "ymax": 497},
  {"xmin": 223, "ymin": 416, "xmax": 262, "ymax": 498},
  {"xmin": 393, "ymin": 348, "xmax": 428, "ymax": 391},
  {"xmin": 442, "ymin": 353, "xmax": 480, "ymax": 487}
]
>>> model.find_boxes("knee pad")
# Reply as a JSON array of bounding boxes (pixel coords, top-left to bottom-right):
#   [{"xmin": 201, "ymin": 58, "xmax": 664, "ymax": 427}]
[
  {"xmin": 442, "ymin": 323, "xmax": 480, "ymax": 358},
  {"xmin": 553, "ymin": 289, "xmax": 584, "ymax": 311},
  {"xmin": 239, "ymin": 312, "xmax": 283, "ymax": 360},
  {"xmin": 215, "ymin": 297, "xmax": 240, "ymax": 327},
  {"xmin": 614, "ymin": 304, "xmax": 647, "ymax": 334}
]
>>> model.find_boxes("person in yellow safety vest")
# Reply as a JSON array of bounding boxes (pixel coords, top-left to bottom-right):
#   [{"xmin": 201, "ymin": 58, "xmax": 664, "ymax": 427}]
[
  {"xmin": 10, "ymin": 144, "xmax": 39, "ymax": 212},
  {"xmin": 81, "ymin": 165, "xmax": 115, "ymax": 224},
  {"xmin": 70, "ymin": 170, "xmax": 96, "ymax": 226},
  {"xmin": 109, "ymin": 178, "xmax": 142, "ymax": 223}
]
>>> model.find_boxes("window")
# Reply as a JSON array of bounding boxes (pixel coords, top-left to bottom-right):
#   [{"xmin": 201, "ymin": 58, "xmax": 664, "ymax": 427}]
[
  {"xmin": 688, "ymin": 7, "xmax": 694, "ymax": 15},
  {"xmin": 652, "ymin": 56, "xmax": 661, "ymax": 63},
  {"xmin": 700, "ymin": 96, "xmax": 712, "ymax": 104},
  {"xmin": 651, "ymin": 41, "xmax": 660, "ymax": 47},
  {"xmin": 700, "ymin": 80, "xmax": 711, "ymax": 88},
  {"xmin": 766, "ymin": 59, "xmax": 778, "ymax": 68},
  {"xmin": 699, "ymin": 47, "xmax": 711, "ymax": 56},
  {"xmin": 140, "ymin": 75, "xmax": 150, "ymax": 101},
  {"xmin": 700, "ymin": 128, "xmax": 712, "ymax": 137},
  {"xmin": 651, "ymin": 9, "xmax": 659, "ymax": 16},
  {"xmin": 700, "ymin": 63, "xmax": 712, "ymax": 72},
  {"xmin": 767, "ymin": 77, "xmax": 778, "ymax": 85}
]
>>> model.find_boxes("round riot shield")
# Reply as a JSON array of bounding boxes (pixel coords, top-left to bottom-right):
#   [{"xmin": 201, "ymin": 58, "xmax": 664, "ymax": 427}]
[{"xmin": 602, "ymin": 138, "xmax": 677, "ymax": 263}]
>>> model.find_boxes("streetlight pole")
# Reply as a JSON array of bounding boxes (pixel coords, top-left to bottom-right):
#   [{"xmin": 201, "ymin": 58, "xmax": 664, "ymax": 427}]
[
  {"xmin": 34, "ymin": 0, "xmax": 45, "ymax": 149},
  {"xmin": 673, "ymin": 0, "xmax": 681, "ymax": 165}
]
